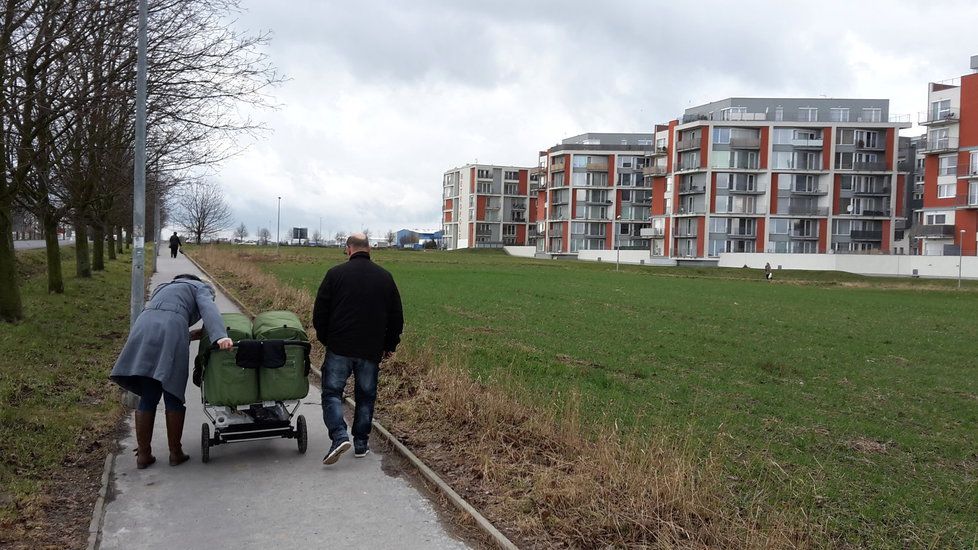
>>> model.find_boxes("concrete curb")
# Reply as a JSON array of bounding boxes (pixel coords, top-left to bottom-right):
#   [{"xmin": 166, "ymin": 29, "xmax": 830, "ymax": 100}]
[
  {"xmin": 86, "ymin": 449, "xmax": 115, "ymax": 550},
  {"xmin": 185, "ymin": 250, "xmax": 519, "ymax": 550}
]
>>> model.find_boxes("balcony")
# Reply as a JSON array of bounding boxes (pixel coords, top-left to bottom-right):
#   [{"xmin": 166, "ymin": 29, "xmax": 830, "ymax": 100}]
[
  {"xmin": 853, "ymin": 186, "xmax": 891, "ymax": 196},
  {"xmin": 713, "ymin": 162, "xmax": 761, "ymax": 171},
  {"xmin": 850, "ymin": 161, "xmax": 890, "ymax": 172},
  {"xmin": 958, "ymin": 165, "xmax": 978, "ymax": 178},
  {"xmin": 855, "ymin": 209, "xmax": 891, "ymax": 217},
  {"xmin": 728, "ymin": 186, "xmax": 766, "ymax": 195},
  {"xmin": 643, "ymin": 165, "xmax": 667, "ymax": 176},
  {"xmin": 918, "ymin": 224, "xmax": 956, "ymax": 237},
  {"xmin": 790, "ymin": 138, "xmax": 824, "ymax": 148},
  {"xmin": 790, "ymin": 186, "xmax": 827, "ymax": 196},
  {"xmin": 679, "ymin": 185, "xmax": 706, "ymax": 195},
  {"xmin": 674, "ymin": 228, "xmax": 698, "ymax": 237},
  {"xmin": 855, "ymin": 140, "xmax": 886, "ymax": 151},
  {"xmin": 585, "ymin": 162, "xmax": 609, "ymax": 171},
  {"xmin": 727, "ymin": 228, "xmax": 757, "ymax": 237},
  {"xmin": 918, "ymin": 108, "xmax": 960, "ymax": 126},
  {"xmin": 676, "ymin": 161, "xmax": 705, "ymax": 172},
  {"xmin": 779, "ymin": 162, "xmax": 825, "ymax": 172},
  {"xmin": 583, "ymin": 197, "xmax": 612, "ymax": 205},
  {"xmin": 920, "ymin": 137, "xmax": 959, "ymax": 153},
  {"xmin": 676, "ymin": 137, "xmax": 701, "ymax": 151},
  {"xmin": 650, "ymin": 145, "xmax": 669, "ymax": 156},
  {"xmin": 850, "ymin": 230, "xmax": 883, "ymax": 240},
  {"xmin": 786, "ymin": 205, "xmax": 829, "ymax": 216},
  {"xmin": 729, "ymin": 136, "xmax": 761, "ymax": 148},
  {"xmin": 955, "ymin": 192, "xmax": 978, "ymax": 208},
  {"xmin": 511, "ymin": 203, "xmax": 526, "ymax": 210},
  {"xmin": 789, "ymin": 232, "xmax": 819, "ymax": 240},
  {"xmin": 675, "ymin": 207, "xmax": 705, "ymax": 216}
]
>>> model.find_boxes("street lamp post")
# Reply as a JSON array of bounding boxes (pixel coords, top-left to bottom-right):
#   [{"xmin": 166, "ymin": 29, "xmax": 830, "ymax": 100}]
[
  {"xmin": 276, "ymin": 196, "xmax": 281, "ymax": 252},
  {"xmin": 130, "ymin": 0, "xmax": 148, "ymax": 326},
  {"xmin": 959, "ymin": 229, "xmax": 965, "ymax": 289}
]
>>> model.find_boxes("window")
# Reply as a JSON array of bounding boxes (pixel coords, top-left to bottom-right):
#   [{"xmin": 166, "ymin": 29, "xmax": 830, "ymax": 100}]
[
  {"xmin": 855, "ymin": 130, "xmax": 879, "ymax": 149},
  {"xmin": 929, "ymin": 128, "xmax": 949, "ymax": 149},
  {"xmin": 503, "ymin": 225, "xmax": 517, "ymax": 236},
  {"xmin": 925, "ymin": 213, "xmax": 947, "ymax": 225},
  {"xmin": 572, "ymin": 155, "xmax": 588, "ymax": 168},
  {"xmin": 861, "ymin": 108, "xmax": 882, "ymax": 123},
  {"xmin": 799, "ymin": 107, "xmax": 818, "ymax": 122},
  {"xmin": 830, "ymin": 108, "xmax": 850, "ymax": 122},
  {"xmin": 713, "ymin": 127, "xmax": 731, "ymax": 144},
  {"xmin": 835, "ymin": 152, "xmax": 854, "ymax": 170},
  {"xmin": 971, "ymin": 152, "xmax": 978, "ymax": 176},
  {"xmin": 836, "ymin": 128, "xmax": 855, "ymax": 145},
  {"xmin": 477, "ymin": 182, "xmax": 492, "ymax": 194},
  {"xmin": 930, "ymin": 99, "xmax": 951, "ymax": 121},
  {"xmin": 771, "ymin": 219, "xmax": 789, "ymax": 234},
  {"xmin": 477, "ymin": 169, "xmax": 491, "ymax": 179},
  {"xmin": 504, "ymin": 171, "xmax": 519, "ymax": 180},
  {"xmin": 773, "ymin": 128, "xmax": 794, "ymax": 145},
  {"xmin": 504, "ymin": 183, "xmax": 518, "ymax": 195},
  {"xmin": 833, "ymin": 219, "xmax": 851, "ymax": 235},
  {"xmin": 939, "ymin": 155, "xmax": 957, "ymax": 177},
  {"xmin": 775, "ymin": 107, "xmax": 784, "ymax": 121},
  {"xmin": 938, "ymin": 183, "xmax": 956, "ymax": 198}
]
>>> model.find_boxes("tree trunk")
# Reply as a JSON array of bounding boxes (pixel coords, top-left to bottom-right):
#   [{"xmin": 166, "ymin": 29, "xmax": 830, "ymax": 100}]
[
  {"xmin": 42, "ymin": 211, "xmax": 64, "ymax": 293},
  {"xmin": 0, "ymin": 204, "xmax": 24, "ymax": 322},
  {"xmin": 74, "ymin": 220, "xmax": 91, "ymax": 277},
  {"xmin": 92, "ymin": 224, "xmax": 105, "ymax": 271},
  {"xmin": 116, "ymin": 226, "xmax": 123, "ymax": 254},
  {"xmin": 107, "ymin": 225, "xmax": 117, "ymax": 260},
  {"xmin": 126, "ymin": 223, "xmax": 132, "ymax": 249}
]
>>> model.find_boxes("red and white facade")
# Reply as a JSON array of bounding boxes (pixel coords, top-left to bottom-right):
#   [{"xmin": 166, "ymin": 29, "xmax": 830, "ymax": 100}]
[
  {"xmin": 644, "ymin": 98, "xmax": 911, "ymax": 259},
  {"xmin": 915, "ymin": 60, "xmax": 978, "ymax": 256},
  {"xmin": 442, "ymin": 164, "xmax": 539, "ymax": 250}
]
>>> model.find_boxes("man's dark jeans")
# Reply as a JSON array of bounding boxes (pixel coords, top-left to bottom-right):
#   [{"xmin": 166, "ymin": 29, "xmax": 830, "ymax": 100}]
[{"xmin": 321, "ymin": 351, "xmax": 379, "ymax": 444}]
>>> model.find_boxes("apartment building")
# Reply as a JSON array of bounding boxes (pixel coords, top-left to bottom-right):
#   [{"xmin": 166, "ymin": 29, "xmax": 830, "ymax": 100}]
[
  {"xmin": 914, "ymin": 56, "xmax": 978, "ymax": 256},
  {"xmin": 644, "ymin": 98, "xmax": 911, "ymax": 259},
  {"xmin": 536, "ymin": 133, "xmax": 655, "ymax": 254},
  {"xmin": 442, "ymin": 164, "xmax": 539, "ymax": 250}
]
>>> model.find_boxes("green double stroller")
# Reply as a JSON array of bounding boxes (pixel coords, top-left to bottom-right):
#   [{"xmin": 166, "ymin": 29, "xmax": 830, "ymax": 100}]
[{"xmin": 194, "ymin": 310, "xmax": 311, "ymax": 463}]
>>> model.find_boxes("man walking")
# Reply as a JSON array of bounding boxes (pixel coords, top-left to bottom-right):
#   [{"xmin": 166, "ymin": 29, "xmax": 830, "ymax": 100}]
[
  {"xmin": 169, "ymin": 232, "xmax": 181, "ymax": 258},
  {"xmin": 313, "ymin": 233, "xmax": 403, "ymax": 465}
]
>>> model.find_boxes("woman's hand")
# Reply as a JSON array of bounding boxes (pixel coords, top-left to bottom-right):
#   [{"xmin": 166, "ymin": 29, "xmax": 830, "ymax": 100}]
[
  {"xmin": 189, "ymin": 328, "xmax": 203, "ymax": 341},
  {"xmin": 217, "ymin": 337, "xmax": 233, "ymax": 350}
]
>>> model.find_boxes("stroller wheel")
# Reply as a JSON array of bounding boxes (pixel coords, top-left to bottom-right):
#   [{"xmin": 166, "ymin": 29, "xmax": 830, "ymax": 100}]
[
  {"xmin": 296, "ymin": 415, "xmax": 307, "ymax": 454},
  {"xmin": 201, "ymin": 423, "xmax": 211, "ymax": 463}
]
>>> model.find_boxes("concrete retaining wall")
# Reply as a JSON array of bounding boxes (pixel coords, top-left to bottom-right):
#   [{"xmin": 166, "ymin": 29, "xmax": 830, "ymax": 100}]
[
  {"xmin": 502, "ymin": 246, "xmax": 537, "ymax": 258},
  {"xmin": 718, "ymin": 253, "xmax": 978, "ymax": 279},
  {"xmin": 577, "ymin": 250, "xmax": 677, "ymax": 266}
]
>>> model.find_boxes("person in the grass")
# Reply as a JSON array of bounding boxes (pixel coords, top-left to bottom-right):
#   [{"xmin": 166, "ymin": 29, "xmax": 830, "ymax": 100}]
[
  {"xmin": 110, "ymin": 274, "xmax": 232, "ymax": 469},
  {"xmin": 313, "ymin": 233, "xmax": 404, "ymax": 465}
]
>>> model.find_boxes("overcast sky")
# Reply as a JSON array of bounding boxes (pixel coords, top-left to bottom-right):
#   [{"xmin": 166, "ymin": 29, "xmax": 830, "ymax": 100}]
[{"xmin": 210, "ymin": 0, "xmax": 978, "ymax": 240}]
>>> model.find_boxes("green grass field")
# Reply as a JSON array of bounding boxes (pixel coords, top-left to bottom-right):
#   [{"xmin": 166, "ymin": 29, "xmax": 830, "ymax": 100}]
[{"xmin": 252, "ymin": 246, "xmax": 977, "ymax": 546}]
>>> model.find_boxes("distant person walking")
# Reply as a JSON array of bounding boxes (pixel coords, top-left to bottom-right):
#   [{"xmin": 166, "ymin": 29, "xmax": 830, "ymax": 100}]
[
  {"xmin": 764, "ymin": 262, "xmax": 773, "ymax": 281},
  {"xmin": 169, "ymin": 232, "xmax": 181, "ymax": 258},
  {"xmin": 313, "ymin": 233, "xmax": 403, "ymax": 465},
  {"xmin": 110, "ymin": 274, "xmax": 233, "ymax": 469}
]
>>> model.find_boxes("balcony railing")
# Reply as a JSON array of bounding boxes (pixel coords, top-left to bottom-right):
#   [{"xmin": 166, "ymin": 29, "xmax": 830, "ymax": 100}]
[
  {"xmin": 850, "ymin": 161, "xmax": 890, "ymax": 171},
  {"xmin": 643, "ymin": 165, "xmax": 668, "ymax": 176},
  {"xmin": 675, "ymin": 207, "xmax": 705, "ymax": 215},
  {"xmin": 777, "ymin": 162, "xmax": 824, "ymax": 171},
  {"xmin": 854, "ymin": 140, "xmax": 886, "ymax": 151},
  {"xmin": 651, "ymin": 145, "xmax": 669, "ymax": 156},
  {"xmin": 786, "ymin": 205, "xmax": 829, "ymax": 216},
  {"xmin": 789, "ymin": 232, "xmax": 819, "ymax": 239},
  {"xmin": 918, "ymin": 109, "xmax": 960, "ymax": 125},
  {"xmin": 676, "ymin": 161, "xmax": 705, "ymax": 172},
  {"xmin": 676, "ymin": 137, "xmax": 701, "ymax": 150},
  {"xmin": 920, "ymin": 137, "xmax": 959, "ymax": 153},
  {"xmin": 958, "ymin": 165, "xmax": 978, "ymax": 178},
  {"xmin": 712, "ymin": 162, "xmax": 761, "ymax": 170},
  {"xmin": 791, "ymin": 186, "xmax": 827, "ymax": 195},
  {"xmin": 585, "ymin": 162, "xmax": 609, "ymax": 171},
  {"xmin": 728, "ymin": 186, "xmax": 765, "ymax": 195},
  {"xmin": 727, "ymin": 228, "xmax": 757, "ymax": 237},
  {"xmin": 729, "ymin": 136, "xmax": 761, "ymax": 148},
  {"xmin": 679, "ymin": 185, "xmax": 706, "ymax": 194},
  {"xmin": 850, "ymin": 230, "xmax": 883, "ymax": 240},
  {"xmin": 955, "ymin": 192, "xmax": 978, "ymax": 207},
  {"xmin": 919, "ymin": 224, "xmax": 956, "ymax": 237},
  {"xmin": 855, "ymin": 209, "xmax": 891, "ymax": 217},
  {"xmin": 789, "ymin": 138, "xmax": 823, "ymax": 148},
  {"xmin": 673, "ymin": 228, "xmax": 697, "ymax": 237},
  {"xmin": 853, "ymin": 186, "xmax": 891, "ymax": 196}
]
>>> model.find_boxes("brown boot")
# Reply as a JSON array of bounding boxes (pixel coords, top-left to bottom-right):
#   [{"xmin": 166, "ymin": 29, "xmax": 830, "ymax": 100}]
[
  {"xmin": 165, "ymin": 410, "xmax": 190, "ymax": 466},
  {"xmin": 134, "ymin": 411, "xmax": 156, "ymax": 469}
]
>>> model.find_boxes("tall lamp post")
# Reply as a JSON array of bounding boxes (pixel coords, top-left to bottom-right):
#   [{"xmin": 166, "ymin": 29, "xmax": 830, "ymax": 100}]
[
  {"xmin": 130, "ymin": 0, "xmax": 148, "ymax": 325},
  {"xmin": 276, "ymin": 196, "xmax": 281, "ymax": 252},
  {"xmin": 959, "ymin": 229, "xmax": 965, "ymax": 289}
]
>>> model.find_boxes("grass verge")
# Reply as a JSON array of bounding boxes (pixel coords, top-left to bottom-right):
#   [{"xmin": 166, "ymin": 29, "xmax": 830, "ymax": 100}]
[{"xmin": 0, "ymin": 246, "xmax": 130, "ymax": 549}]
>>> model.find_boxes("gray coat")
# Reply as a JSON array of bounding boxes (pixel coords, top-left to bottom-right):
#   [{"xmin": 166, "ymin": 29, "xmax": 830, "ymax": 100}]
[{"xmin": 110, "ymin": 279, "xmax": 228, "ymax": 402}]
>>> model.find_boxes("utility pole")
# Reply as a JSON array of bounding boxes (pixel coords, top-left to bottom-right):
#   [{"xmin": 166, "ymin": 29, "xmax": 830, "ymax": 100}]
[
  {"xmin": 130, "ymin": 0, "xmax": 148, "ymax": 325},
  {"xmin": 959, "ymin": 229, "xmax": 965, "ymax": 289},
  {"xmin": 276, "ymin": 196, "xmax": 281, "ymax": 252}
]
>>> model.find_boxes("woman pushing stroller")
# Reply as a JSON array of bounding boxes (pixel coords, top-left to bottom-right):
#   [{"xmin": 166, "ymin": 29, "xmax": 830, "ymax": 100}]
[{"xmin": 110, "ymin": 274, "xmax": 233, "ymax": 469}]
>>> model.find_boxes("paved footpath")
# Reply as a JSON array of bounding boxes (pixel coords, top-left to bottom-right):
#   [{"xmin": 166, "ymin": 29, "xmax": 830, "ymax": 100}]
[{"xmin": 98, "ymin": 252, "xmax": 469, "ymax": 550}]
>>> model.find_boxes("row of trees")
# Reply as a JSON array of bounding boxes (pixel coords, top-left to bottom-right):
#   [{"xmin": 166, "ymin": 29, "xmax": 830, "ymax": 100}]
[{"xmin": 0, "ymin": 0, "xmax": 279, "ymax": 322}]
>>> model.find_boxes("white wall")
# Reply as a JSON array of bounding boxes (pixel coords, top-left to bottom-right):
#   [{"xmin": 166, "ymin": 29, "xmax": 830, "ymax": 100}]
[
  {"xmin": 718, "ymin": 252, "xmax": 978, "ymax": 279},
  {"xmin": 577, "ymin": 250, "xmax": 677, "ymax": 266},
  {"xmin": 502, "ymin": 246, "xmax": 536, "ymax": 258}
]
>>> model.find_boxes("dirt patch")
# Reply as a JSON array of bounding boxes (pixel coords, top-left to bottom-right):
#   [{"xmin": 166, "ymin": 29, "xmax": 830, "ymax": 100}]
[
  {"xmin": 0, "ymin": 418, "xmax": 123, "ymax": 550},
  {"xmin": 848, "ymin": 437, "xmax": 891, "ymax": 454}
]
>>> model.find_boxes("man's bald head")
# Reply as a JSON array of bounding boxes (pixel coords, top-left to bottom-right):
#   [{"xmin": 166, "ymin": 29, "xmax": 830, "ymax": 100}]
[{"xmin": 346, "ymin": 232, "xmax": 370, "ymax": 253}]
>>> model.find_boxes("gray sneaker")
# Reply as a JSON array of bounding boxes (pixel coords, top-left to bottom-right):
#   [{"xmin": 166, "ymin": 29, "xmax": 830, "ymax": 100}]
[{"xmin": 323, "ymin": 439, "xmax": 352, "ymax": 465}]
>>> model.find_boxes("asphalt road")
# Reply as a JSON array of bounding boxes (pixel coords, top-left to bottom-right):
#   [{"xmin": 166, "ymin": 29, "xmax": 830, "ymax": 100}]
[{"xmin": 13, "ymin": 238, "xmax": 71, "ymax": 250}]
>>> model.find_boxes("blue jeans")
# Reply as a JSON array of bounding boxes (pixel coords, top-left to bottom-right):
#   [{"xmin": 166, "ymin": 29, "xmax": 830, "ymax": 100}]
[
  {"xmin": 134, "ymin": 376, "xmax": 184, "ymax": 412},
  {"xmin": 321, "ymin": 351, "xmax": 378, "ymax": 444}
]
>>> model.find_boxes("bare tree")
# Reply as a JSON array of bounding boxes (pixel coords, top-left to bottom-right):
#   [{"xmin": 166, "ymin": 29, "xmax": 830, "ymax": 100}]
[
  {"xmin": 385, "ymin": 230, "xmax": 396, "ymax": 245},
  {"xmin": 257, "ymin": 227, "xmax": 270, "ymax": 245},
  {"xmin": 334, "ymin": 231, "xmax": 346, "ymax": 244},
  {"xmin": 233, "ymin": 222, "xmax": 248, "ymax": 242},
  {"xmin": 173, "ymin": 181, "xmax": 233, "ymax": 244},
  {"xmin": 312, "ymin": 229, "xmax": 321, "ymax": 243}
]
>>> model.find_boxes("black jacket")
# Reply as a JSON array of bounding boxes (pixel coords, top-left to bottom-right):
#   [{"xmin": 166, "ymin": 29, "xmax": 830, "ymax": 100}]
[
  {"xmin": 312, "ymin": 252, "xmax": 403, "ymax": 362},
  {"xmin": 169, "ymin": 234, "xmax": 181, "ymax": 249}
]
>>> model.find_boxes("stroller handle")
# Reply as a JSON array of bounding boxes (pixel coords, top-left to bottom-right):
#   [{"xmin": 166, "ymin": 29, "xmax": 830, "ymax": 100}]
[{"xmin": 209, "ymin": 340, "xmax": 312, "ymax": 352}]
